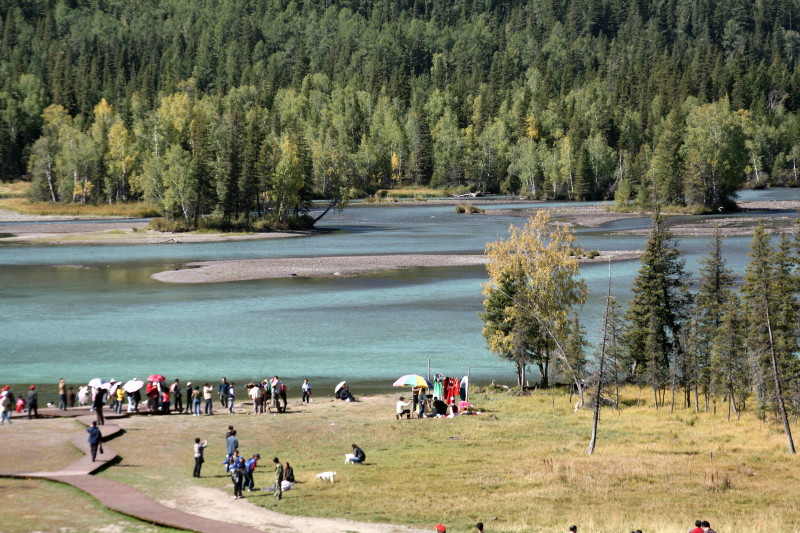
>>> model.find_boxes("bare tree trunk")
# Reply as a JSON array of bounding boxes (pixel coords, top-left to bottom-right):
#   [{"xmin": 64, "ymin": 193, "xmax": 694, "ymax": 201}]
[
  {"xmin": 763, "ymin": 296, "xmax": 796, "ymax": 454},
  {"xmin": 589, "ymin": 267, "xmax": 612, "ymax": 456}
]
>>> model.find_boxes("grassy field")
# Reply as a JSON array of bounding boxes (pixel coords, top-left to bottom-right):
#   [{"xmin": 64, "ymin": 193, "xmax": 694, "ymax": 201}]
[
  {"xmin": 0, "ymin": 479, "xmax": 179, "ymax": 533},
  {"xmin": 81, "ymin": 388, "xmax": 800, "ymax": 533},
  {"xmin": 1, "ymin": 389, "xmax": 798, "ymax": 532}
]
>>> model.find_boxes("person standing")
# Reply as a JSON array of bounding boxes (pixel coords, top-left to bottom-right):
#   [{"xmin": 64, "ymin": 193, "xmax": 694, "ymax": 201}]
[
  {"xmin": 67, "ymin": 386, "xmax": 76, "ymax": 408},
  {"xmin": 114, "ymin": 386, "xmax": 125, "ymax": 414},
  {"xmin": 192, "ymin": 386, "xmax": 202, "ymax": 416},
  {"xmin": 93, "ymin": 387, "xmax": 106, "ymax": 425},
  {"xmin": 249, "ymin": 384, "xmax": 262, "ymax": 414},
  {"xmin": 26, "ymin": 386, "xmax": 38, "ymax": 419},
  {"xmin": 270, "ymin": 377, "xmax": 282, "ymax": 413},
  {"xmin": 225, "ymin": 430, "xmax": 239, "ymax": 471},
  {"xmin": 184, "ymin": 381, "xmax": 193, "ymax": 414},
  {"xmin": 193, "ymin": 437, "xmax": 207, "ymax": 477},
  {"xmin": 0, "ymin": 389, "xmax": 12, "ymax": 425},
  {"xmin": 273, "ymin": 457, "xmax": 284, "ymax": 500},
  {"xmin": 231, "ymin": 455, "xmax": 245, "ymax": 499},
  {"xmin": 301, "ymin": 379, "xmax": 311, "ymax": 403},
  {"xmin": 87, "ymin": 421, "xmax": 102, "ymax": 462},
  {"xmin": 171, "ymin": 379, "xmax": 183, "ymax": 413},
  {"xmin": 58, "ymin": 378, "xmax": 67, "ymax": 411},
  {"xmin": 218, "ymin": 378, "xmax": 229, "ymax": 409},
  {"xmin": 227, "ymin": 382, "xmax": 235, "ymax": 413},
  {"xmin": 203, "ymin": 383, "xmax": 214, "ymax": 415}
]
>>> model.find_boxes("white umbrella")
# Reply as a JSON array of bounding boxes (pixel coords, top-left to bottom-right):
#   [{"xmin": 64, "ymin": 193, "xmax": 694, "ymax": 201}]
[
  {"xmin": 335, "ymin": 381, "xmax": 347, "ymax": 393},
  {"xmin": 123, "ymin": 379, "xmax": 144, "ymax": 393},
  {"xmin": 88, "ymin": 378, "xmax": 106, "ymax": 388}
]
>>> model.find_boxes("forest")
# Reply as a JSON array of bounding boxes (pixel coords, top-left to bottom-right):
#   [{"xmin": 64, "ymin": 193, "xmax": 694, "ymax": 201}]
[{"xmin": 1, "ymin": 0, "xmax": 799, "ymax": 225}]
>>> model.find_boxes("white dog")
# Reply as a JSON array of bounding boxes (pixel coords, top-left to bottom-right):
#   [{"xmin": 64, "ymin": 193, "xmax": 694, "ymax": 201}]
[{"xmin": 316, "ymin": 471, "xmax": 336, "ymax": 483}]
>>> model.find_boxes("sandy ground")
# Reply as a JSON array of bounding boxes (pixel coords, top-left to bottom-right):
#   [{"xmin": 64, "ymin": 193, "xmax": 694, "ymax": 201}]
[
  {"xmin": 0, "ymin": 211, "xmax": 308, "ymax": 244},
  {"xmin": 161, "ymin": 486, "xmax": 427, "ymax": 533},
  {"xmin": 151, "ymin": 251, "xmax": 641, "ymax": 283}
]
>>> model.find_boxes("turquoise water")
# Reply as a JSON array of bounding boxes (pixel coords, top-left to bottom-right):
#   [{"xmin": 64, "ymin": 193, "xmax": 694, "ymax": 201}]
[{"xmin": 1, "ymin": 192, "xmax": 797, "ymax": 386}]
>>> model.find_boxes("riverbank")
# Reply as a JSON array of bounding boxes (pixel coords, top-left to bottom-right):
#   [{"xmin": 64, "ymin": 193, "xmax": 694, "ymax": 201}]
[
  {"xmin": 150, "ymin": 250, "xmax": 641, "ymax": 283},
  {"xmin": 1, "ymin": 388, "xmax": 796, "ymax": 532}
]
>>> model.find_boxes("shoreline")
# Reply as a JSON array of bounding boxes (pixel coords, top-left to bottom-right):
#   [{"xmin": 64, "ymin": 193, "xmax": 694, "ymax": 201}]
[{"xmin": 150, "ymin": 250, "xmax": 642, "ymax": 284}]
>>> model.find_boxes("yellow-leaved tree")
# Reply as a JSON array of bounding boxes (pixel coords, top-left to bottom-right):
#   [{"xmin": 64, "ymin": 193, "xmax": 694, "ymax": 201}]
[{"xmin": 482, "ymin": 210, "xmax": 587, "ymax": 388}]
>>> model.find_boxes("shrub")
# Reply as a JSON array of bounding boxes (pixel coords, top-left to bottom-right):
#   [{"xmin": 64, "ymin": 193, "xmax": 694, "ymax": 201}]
[
  {"xmin": 455, "ymin": 204, "xmax": 485, "ymax": 214},
  {"xmin": 586, "ymin": 250, "xmax": 600, "ymax": 259},
  {"xmin": 148, "ymin": 217, "xmax": 192, "ymax": 232}
]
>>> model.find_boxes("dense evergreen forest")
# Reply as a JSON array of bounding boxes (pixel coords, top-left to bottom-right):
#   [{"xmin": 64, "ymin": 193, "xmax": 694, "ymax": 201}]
[{"xmin": 1, "ymin": 0, "xmax": 799, "ymax": 224}]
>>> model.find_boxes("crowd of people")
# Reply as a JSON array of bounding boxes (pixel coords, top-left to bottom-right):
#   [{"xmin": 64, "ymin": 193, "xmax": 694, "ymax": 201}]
[
  {"xmin": 193, "ymin": 424, "xmax": 297, "ymax": 501},
  {"xmin": 0, "ymin": 376, "xmax": 323, "ymax": 423}
]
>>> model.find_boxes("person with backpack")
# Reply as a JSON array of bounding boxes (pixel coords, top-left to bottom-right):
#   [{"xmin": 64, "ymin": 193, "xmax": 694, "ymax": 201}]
[{"xmin": 244, "ymin": 454, "xmax": 260, "ymax": 491}]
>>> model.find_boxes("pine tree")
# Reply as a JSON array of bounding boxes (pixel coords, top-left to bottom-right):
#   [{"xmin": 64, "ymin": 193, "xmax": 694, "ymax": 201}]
[
  {"xmin": 622, "ymin": 211, "xmax": 692, "ymax": 405},
  {"xmin": 742, "ymin": 224, "xmax": 796, "ymax": 454}
]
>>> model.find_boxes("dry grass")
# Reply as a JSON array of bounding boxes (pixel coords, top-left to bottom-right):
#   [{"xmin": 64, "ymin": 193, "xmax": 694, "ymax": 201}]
[
  {"xmin": 0, "ymin": 181, "xmax": 30, "ymax": 198},
  {"xmin": 88, "ymin": 388, "xmax": 800, "ymax": 533},
  {"xmin": 3, "ymin": 390, "xmax": 800, "ymax": 532},
  {"xmin": 0, "ymin": 196, "xmax": 160, "ymax": 217}
]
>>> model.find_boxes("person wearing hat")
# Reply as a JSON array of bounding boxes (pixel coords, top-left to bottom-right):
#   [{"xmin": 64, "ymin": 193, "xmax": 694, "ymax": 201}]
[
  {"xmin": 0, "ymin": 387, "xmax": 12, "ymax": 425},
  {"xmin": 27, "ymin": 385, "xmax": 38, "ymax": 419},
  {"xmin": 184, "ymin": 381, "xmax": 193, "ymax": 414},
  {"xmin": 435, "ymin": 524, "xmax": 446, "ymax": 532}
]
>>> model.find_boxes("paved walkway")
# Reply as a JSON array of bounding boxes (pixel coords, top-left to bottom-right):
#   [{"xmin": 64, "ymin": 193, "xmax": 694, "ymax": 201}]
[{"xmin": 0, "ymin": 408, "xmax": 265, "ymax": 533}]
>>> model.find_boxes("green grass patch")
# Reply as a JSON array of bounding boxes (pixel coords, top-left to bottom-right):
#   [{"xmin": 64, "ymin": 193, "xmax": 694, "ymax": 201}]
[{"xmin": 89, "ymin": 388, "xmax": 800, "ymax": 532}]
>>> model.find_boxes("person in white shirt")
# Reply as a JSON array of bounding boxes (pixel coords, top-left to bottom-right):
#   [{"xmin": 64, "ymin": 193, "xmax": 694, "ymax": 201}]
[{"xmin": 395, "ymin": 396, "xmax": 412, "ymax": 420}]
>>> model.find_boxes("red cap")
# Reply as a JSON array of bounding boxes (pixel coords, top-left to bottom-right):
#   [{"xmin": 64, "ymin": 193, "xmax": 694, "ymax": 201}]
[
  {"xmin": 436, "ymin": 525, "xmax": 446, "ymax": 532},
  {"xmin": 29, "ymin": 385, "xmax": 35, "ymax": 389}
]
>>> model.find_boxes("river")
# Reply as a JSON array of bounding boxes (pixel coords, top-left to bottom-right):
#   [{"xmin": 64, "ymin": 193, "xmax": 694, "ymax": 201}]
[{"xmin": 0, "ymin": 189, "xmax": 796, "ymax": 388}]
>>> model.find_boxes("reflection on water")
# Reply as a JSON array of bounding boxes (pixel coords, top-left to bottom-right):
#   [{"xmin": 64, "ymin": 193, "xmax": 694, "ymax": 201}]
[{"xmin": 1, "ymin": 189, "xmax": 798, "ymax": 384}]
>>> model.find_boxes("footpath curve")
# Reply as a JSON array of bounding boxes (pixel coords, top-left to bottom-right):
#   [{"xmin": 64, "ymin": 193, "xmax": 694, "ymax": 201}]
[{"xmin": 0, "ymin": 408, "xmax": 264, "ymax": 533}]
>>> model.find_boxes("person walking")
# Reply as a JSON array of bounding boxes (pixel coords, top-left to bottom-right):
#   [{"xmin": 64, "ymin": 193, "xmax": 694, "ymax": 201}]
[
  {"xmin": 193, "ymin": 437, "xmax": 207, "ymax": 477},
  {"xmin": 227, "ymin": 382, "xmax": 235, "ymax": 413},
  {"xmin": 273, "ymin": 457, "xmax": 284, "ymax": 500},
  {"xmin": 0, "ymin": 389, "xmax": 12, "ymax": 425},
  {"xmin": 87, "ymin": 421, "xmax": 102, "ymax": 462},
  {"xmin": 93, "ymin": 386, "xmax": 106, "ymax": 425},
  {"xmin": 203, "ymin": 383, "xmax": 214, "ymax": 415},
  {"xmin": 26, "ymin": 386, "xmax": 38, "ymax": 419},
  {"xmin": 218, "ymin": 378, "xmax": 229, "ymax": 409},
  {"xmin": 171, "ymin": 379, "xmax": 183, "ymax": 413},
  {"xmin": 301, "ymin": 379, "xmax": 311, "ymax": 403},
  {"xmin": 57, "ymin": 378, "xmax": 67, "ymax": 411}
]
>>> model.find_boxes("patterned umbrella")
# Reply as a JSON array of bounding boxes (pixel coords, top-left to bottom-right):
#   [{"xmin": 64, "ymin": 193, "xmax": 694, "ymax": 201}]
[{"xmin": 392, "ymin": 374, "xmax": 433, "ymax": 388}]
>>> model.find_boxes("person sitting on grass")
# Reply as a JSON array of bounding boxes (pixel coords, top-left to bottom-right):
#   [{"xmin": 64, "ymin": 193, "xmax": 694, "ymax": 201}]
[
  {"xmin": 701, "ymin": 520, "xmax": 717, "ymax": 533},
  {"xmin": 432, "ymin": 397, "xmax": 447, "ymax": 417},
  {"xmin": 345, "ymin": 443, "xmax": 365, "ymax": 464}
]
